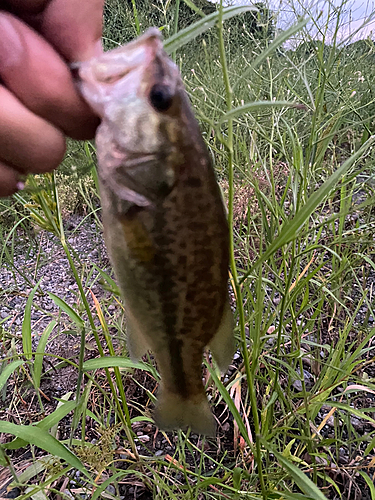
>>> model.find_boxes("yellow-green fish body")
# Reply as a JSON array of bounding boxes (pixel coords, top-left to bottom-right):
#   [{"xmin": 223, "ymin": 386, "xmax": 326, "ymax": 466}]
[{"xmin": 79, "ymin": 29, "xmax": 234, "ymax": 435}]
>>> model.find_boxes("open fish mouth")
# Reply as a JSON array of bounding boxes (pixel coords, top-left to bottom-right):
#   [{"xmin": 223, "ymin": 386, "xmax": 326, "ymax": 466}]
[{"xmin": 73, "ymin": 28, "xmax": 173, "ymax": 117}]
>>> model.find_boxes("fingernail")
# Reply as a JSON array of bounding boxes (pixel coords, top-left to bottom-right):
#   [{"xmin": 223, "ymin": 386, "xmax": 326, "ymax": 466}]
[
  {"xmin": 16, "ymin": 181, "xmax": 25, "ymax": 191},
  {"xmin": 0, "ymin": 15, "xmax": 23, "ymax": 68}
]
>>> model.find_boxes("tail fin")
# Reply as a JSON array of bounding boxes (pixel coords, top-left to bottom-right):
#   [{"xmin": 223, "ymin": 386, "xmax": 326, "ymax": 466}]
[{"xmin": 154, "ymin": 389, "xmax": 216, "ymax": 435}]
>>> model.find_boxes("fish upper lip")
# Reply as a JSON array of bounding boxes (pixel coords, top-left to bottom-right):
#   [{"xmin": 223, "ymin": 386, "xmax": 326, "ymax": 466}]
[{"xmin": 76, "ymin": 27, "xmax": 164, "ymax": 85}]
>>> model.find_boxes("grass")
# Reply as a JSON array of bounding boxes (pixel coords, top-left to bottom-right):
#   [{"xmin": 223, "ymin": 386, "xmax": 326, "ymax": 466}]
[{"xmin": 1, "ymin": 0, "xmax": 375, "ymax": 498}]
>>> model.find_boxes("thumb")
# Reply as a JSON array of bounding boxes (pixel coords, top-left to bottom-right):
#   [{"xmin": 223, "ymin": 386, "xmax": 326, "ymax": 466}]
[{"xmin": 16, "ymin": 0, "xmax": 104, "ymax": 62}]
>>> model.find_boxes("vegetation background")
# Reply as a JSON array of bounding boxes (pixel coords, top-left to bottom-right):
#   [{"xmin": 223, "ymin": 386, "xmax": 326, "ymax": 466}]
[{"xmin": 1, "ymin": 0, "xmax": 375, "ymax": 499}]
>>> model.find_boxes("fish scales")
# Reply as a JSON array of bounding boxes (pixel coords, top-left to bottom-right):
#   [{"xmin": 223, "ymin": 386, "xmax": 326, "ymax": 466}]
[{"xmin": 78, "ymin": 28, "xmax": 234, "ymax": 434}]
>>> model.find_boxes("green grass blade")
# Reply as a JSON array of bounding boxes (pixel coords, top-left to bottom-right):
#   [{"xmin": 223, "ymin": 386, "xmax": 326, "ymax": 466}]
[
  {"xmin": 365, "ymin": 434, "xmax": 375, "ymax": 455},
  {"xmin": 274, "ymin": 493, "xmax": 315, "ymax": 500},
  {"xmin": 0, "ymin": 448, "xmax": 7, "ymax": 467},
  {"xmin": 0, "ymin": 422, "xmax": 89, "ymax": 477},
  {"xmin": 219, "ymin": 101, "xmax": 304, "ymax": 124},
  {"xmin": 323, "ymin": 402, "xmax": 375, "ymax": 426},
  {"xmin": 85, "ymin": 409, "xmax": 102, "ymax": 426},
  {"xmin": 3, "ymin": 399, "xmax": 76, "ymax": 450},
  {"xmin": 164, "ymin": 5, "xmax": 257, "ymax": 54},
  {"xmin": 358, "ymin": 471, "xmax": 375, "ymax": 500},
  {"xmin": 71, "ymin": 380, "xmax": 92, "ymax": 435},
  {"xmin": 25, "ymin": 486, "xmax": 48, "ymax": 500},
  {"xmin": 91, "ymin": 471, "xmax": 125, "ymax": 500},
  {"xmin": 92, "ymin": 263, "xmax": 120, "ymax": 295},
  {"xmin": 205, "ymin": 362, "xmax": 252, "ymax": 450},
  {"xmin": 130, "ymin": 0, "xmax": 140, "ymax": 35},
  {"xmin": 13, "ymin": 467, "xmax": 71, "ymax": 500},
  {"xmin": 47, "ymin": 292, "xmax": 84, "ymax": 328},
  {"xmin": 182, "ymin": 0, "xmax": 205, "ymax": 17},
  {"xmin": 264, "ymin": 443, "xmax": 327, "ymax": 500},
  {"xmin": 83, "ymin": 356, "xmax": 153, "ymax": 373},
  {"xmin": 50, "ymin": 393, "xmax": 74, "ymax": 438},
  {"xmin": 33, "ymin": 320, "xmax": 56, "ymax": 389},
  {"xmin": 16, "ymin": 455, "xmax": 55, "ymax": 483},
  {"xmin": 241, "ymin": 136, "xmax": 375, "ymax": 283},
  {"xmin": 39, "ymin": 400, "xmax": 76, "ymax": 432},
  {"xmin": 0, "ymin": 360, "xmax": 24, "ymax": 392},
  {"xmin": 22, "ymin": 278, "xmax": 43, "ymax": 360},
  {"xmin": 233, "ymin": 18, "xmax": 309, "ymax": 90}
]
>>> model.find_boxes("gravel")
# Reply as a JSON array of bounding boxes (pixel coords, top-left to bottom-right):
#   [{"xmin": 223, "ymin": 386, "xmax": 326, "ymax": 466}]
[{"xmin": 0, "ymin": 215, "xmax": 110, "ymax": 341}]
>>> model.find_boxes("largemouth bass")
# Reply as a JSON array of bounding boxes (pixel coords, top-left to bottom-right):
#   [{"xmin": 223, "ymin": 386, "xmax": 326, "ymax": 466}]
[{"xmin": 78, "ymin": 28, "xmax": 234, "ymax": 435}]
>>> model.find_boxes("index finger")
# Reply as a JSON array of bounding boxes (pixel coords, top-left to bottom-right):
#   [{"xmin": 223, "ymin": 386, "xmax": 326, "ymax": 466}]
[{"xmin": 3, "ymin": 0, "xmax": 104, "ymax": 61}]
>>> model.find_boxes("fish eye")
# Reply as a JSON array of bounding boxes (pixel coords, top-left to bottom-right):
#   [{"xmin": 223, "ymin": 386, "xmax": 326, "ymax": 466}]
[{"xmin": 149, "ymin": 84, "xmax": 174, "ymax": 112}]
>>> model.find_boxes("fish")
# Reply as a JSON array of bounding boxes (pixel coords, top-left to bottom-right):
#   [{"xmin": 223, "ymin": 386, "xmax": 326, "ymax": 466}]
[{"xmin": 78, "ymin": 28, "xmax": 234, "ymax": 435}]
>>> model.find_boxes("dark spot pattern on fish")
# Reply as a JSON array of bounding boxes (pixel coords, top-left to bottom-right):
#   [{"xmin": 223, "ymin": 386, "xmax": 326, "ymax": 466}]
[
  {"xmin": 169, "ymin": 338, "xmax": 188, "ymax": 397},
  {"xmin": 152, "ymin": 207, "xmax": 191, "ymax": 396},
  {"xmin": 178, "ymin": 255, "xmax": 187, "ymax": 266},
  {"xmin": 125, "ymin": 205, "xmax": 144, "ymax": 218},
  {"xmin": 184, "ymin": 177, "xmax": 202, "ymax": 188},
  {"xmin": 119, "ymin": 217, "xmax": 155, "ymax": 263}
]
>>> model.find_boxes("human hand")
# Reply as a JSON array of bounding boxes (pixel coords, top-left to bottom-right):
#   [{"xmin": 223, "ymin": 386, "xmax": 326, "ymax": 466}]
[{"xmin": 0, "ymin": 0, "xmax": 104, "ymax": 196}]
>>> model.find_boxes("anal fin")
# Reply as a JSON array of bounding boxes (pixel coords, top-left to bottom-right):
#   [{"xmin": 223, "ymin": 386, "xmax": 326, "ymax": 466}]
[
  {"xmin": 208, "ymin": 301, "xmax": 235, "ymax": 373},
  {"xmin": 126, "ymin": 313, "xmax": 149, "ymax": 361}
]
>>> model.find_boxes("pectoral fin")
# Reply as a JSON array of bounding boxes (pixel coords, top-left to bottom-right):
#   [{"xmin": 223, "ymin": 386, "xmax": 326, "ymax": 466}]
[
  {"xmin": 110, "ymin": 154, "xmax": 175, "ymax": 205},
  {"xmin": 208, "ymin": 301, "xmax": 234, "ymax": 373}
]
